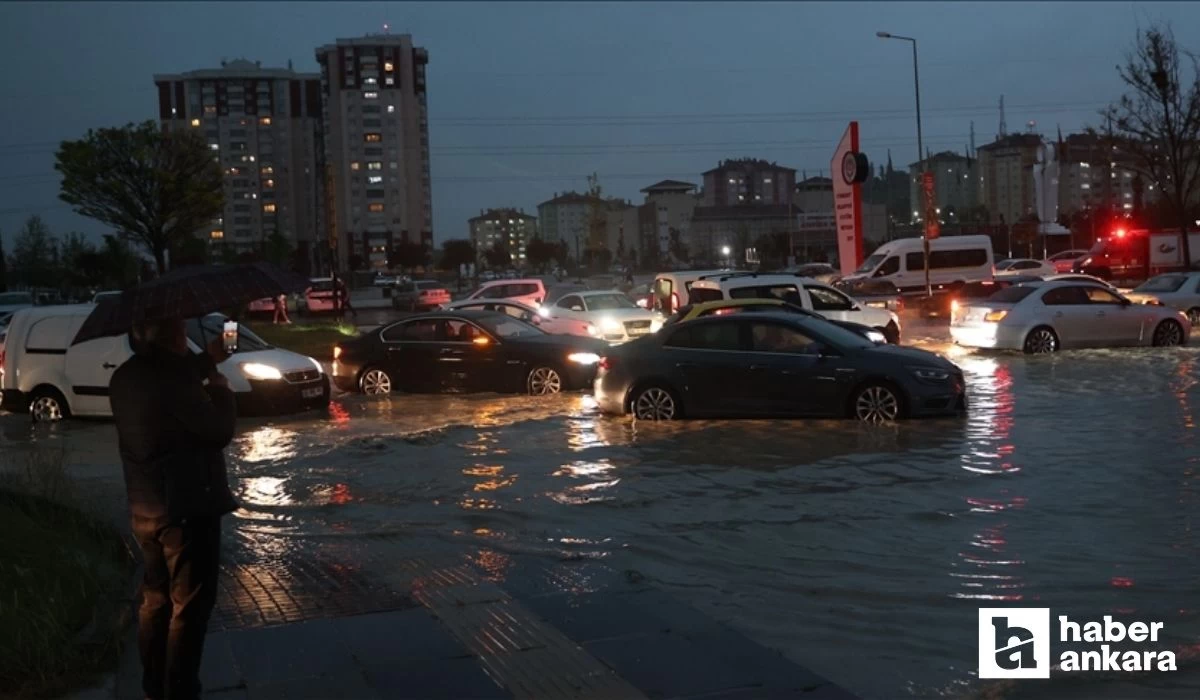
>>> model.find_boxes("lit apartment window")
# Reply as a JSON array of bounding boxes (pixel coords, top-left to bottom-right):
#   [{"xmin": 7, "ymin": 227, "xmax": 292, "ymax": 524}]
[
  {"xmin": 368, "ymin": 203, "xmax": 385, "ymax": 213},
  {"xmin": 210, "ymin": 230, "xmax": 224, "ymax": 240},
  {"xmin": 230, "ymin": 167, "xmax": 242, "ymax": 176},
  {"xmin": 364, "ymin": 133, "xmax": 382, "ymax": 143},
  {"xmin": 204, "ymin": 105, "xmax": 217, "ymax": 114},
  {"xmin": 259, "ymin": 116, "xmax": 272, "ymax": 126},
  {"xmin": 190, "ymin": 118, "xmax": 201, "ymax": 127},
  {"xmin": 368, "ymin": 175, "xmax": 383, "ymax": 184},
  {"xmin": 385, "ymin": 77, "xmax": 395, "ymax": 86},
  {"xmin": 260, "ymin": 165, "xmax": 273, "ymax": 175},
  {"xmin": 1081, "ymin": 184, "xmax": 1091, "ymax": 190},
  {"xmin": 263, "ymin": 203, "xmax": 277, "ymax": 213},
  {"xmin": 263, "ymin": 179, "xmax": 275, "ymax": 188},
  {"xmin": 1081, "ymin": 162, "xmax": 1090, "ymax": 168},
  {"xmin": 363, "ymin": 91, "xmax": 379, "ymax": 99},
  {"xmin": 384, "ymin": 61, "xmax": 394, "ymax": 72},
  {"xmin": 368, "ymin": 161, "xmax": 382, "ymax": 170},
  {"xmin": 764, "ymin": 178, "xmax": 772, "ymax": 184},
  {"xmin": 350, "ymin": 161, "xmax": 360, "ymax": 171},
  {"xmin": 387, "ymin": 105, "xmax": 395, "ymax": 113},
  {"xmin": 209, "ymin": 143, "xmax": 219, "ymax": 151}
]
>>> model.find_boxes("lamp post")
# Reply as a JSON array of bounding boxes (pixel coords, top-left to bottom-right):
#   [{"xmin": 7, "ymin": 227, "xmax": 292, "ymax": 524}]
[
  {"xmin": 877, "ymin": 31, "xmax": 930, "ymax": 297},
  {"xmin": 721, "ymin": 245, "xmax": 731, "ymax": 268}
]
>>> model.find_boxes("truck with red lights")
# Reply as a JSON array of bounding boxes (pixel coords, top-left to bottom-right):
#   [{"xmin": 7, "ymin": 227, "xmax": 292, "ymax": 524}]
[{"xmin": 1075, "ymin": 228, "xmax": 1200, "ymax": 282}]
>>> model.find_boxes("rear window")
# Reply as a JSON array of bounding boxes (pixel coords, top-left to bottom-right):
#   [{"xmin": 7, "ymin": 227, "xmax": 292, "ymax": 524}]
[
  {"xmin": 511, "ymin": 283, "xmax": 540, "ymax": 296},
  {"xmin": 688, "ymin": 288, "xmax": 724, "ymax": 303},
  {"xmin": 0, "ymin": 292, "xmax": 34, "ymax": 305},
  {"xmin": 960, "ymin": 281, "xmax": 1010, "ymax": 298},
  {"xmin": 309, "ymin": 280, "xmax": 335, "ymax": 292},
  {"xmin": 988, "ymin": 287, "xmax": 1038, "ymax": 303},
  {"xmin": 728, "ymin": 284, "xmax": 799, "ymax": 300},
  {"xmin": 664, "ymin": 322, "xmax": 742, "ymax": 351}
]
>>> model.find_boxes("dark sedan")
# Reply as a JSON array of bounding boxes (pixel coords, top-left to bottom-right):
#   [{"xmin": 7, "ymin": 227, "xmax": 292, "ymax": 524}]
[
  {"xmin": 594, "ymin": 312, "xmax": 965, "ymax": 422},
  {"xmin": 332, "ymin": 310, "xmax": 610, "ymax": 396}
]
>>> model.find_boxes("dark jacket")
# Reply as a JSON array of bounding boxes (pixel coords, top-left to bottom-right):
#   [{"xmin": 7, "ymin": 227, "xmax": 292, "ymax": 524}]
[{"xmin": 110, "ymin": 348, "xmax": 238, "ymax": 521}]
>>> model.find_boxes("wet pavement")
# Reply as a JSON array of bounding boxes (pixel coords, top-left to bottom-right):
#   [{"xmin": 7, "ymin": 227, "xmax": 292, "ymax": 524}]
[{"xmin": 7, "ymin": 327, "xmax": 1200, "ymax": 698}]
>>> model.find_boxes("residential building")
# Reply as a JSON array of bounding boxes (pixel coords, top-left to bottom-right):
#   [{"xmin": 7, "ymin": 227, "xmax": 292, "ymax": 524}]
[
  {"xmin": 153, "ymin": 59, "xmax": 323, "ymax": 271},
  {"xmin": 1056, "ymin": 132, "xmax": 1154, "ymax": 218},
  {"xmin": 316, "ymin": 33, "xmax": 431, "ymax": 271},
  {"xmin": 794, "ymin": 176, "xmax": 888, "ymax": 262},
  {"xmin": 977, "ymin": 133, "xmax": 1043, "ymax": 225},
  {"xmin": 690, "ymin": 159, "xmax": 797, "ymax": 264},
  {"xmin": 537, "ymin": 192, "xmax": 603, "ymax": 260},
  {"xmin": 468, "ymin": 208, "xmax": 536, "ymax": 266},
  {"xmin": 636, "ymin": 180, "xmax": 697, "ymax": 266},
  {"xmin": 907, "ymin": 150, "xmax": 980, "ymax": 221}
]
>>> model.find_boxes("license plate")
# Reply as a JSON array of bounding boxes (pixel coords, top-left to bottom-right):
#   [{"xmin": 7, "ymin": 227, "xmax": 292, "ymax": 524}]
[
  {"xmin": 301, "ymin": 387, "xmax": 324, "ymax": 399},
  {"xmin": 628, "ymin": 328, "xmax": 649, "ymax": 335}
]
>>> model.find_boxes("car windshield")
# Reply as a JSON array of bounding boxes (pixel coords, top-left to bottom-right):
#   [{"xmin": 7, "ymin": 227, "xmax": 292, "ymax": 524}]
[
  {"xmin": 802, "ymin": 318, "xmax": 874, "ymax": 350},
  {"xmin": 476, "ymin": 315, "xmax": 545, "ymax": 339},
  {"xmin": 987, "ymin": 286, "xmax": 1039, "ymax": 304},
  {"xmin": 310, "ymin": 280, "xmax": 335, "ymax": 292},
  {"xmin": 0, "ymin": 292, "xmax": 34, "ymax": 305},
  {"xmin": 854, "ymin": 254, "xmax": 886, "ymax": 275},
  {"xmin": 995, "ymin": 260, "xmax": 1017, "ymax": 270},
  {"xmin": 585, "ymin": 293, "xmax": 636, "ymax": 310},
  {"xmin": 186, "ymin": 316, "xmax": 272, "ymax": 352},
  {"xmin": 1135, "ymin": 275, "xmax": 1187, "ymax": 293}
]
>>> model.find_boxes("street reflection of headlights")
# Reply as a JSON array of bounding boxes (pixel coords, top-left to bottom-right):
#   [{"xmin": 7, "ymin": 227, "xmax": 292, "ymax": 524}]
[
  {"xmin": 866, "ymin": 330, "xmax": 887, "ymax": 344},
  {"xmin": 241, "ymin": 362, "xmax": 283, "ymax": 380},
  {"xmin": 568, "ymin": 352, "xmax": 601, "ymax": 365},
  {"xmin": 599, "ymin": 318, "xmax": 622, "ymax": 332},
  {"xmin": 908, "ymin": 366, "xmax": 950, "ymax": 381}
]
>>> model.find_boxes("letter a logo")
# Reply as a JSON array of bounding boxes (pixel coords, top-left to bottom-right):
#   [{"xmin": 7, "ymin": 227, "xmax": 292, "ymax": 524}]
[{"xmin": 978, "ymin": 608, "xmax": 1050, "ymax": 679}]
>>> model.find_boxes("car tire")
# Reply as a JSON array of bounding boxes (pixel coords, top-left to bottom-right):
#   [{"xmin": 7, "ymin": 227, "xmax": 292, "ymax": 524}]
[
  {"xmin": 359, "ymin": 367, "xmax": 394, "ymax": 395},
  {"xmin": 1152, "ymin": 319, "xmax": 1185, "ymax": 347},
  {"xmin": 29, "ymin": 386, "xmax": 70, "ymax": 423},
  {"xmin": 527, "ymin": 366, "xmax": 564, "ymax": 395},
  {"xmin": 848, "ymin": 381, "xmax": 905, "ymax": 422},
  {"xmin": 1023, "ymin": 326, "xmax": 1059, "ymax": 354},
  {"xmin": 1186, "ymin": 307, "xmax": 1200, "ymax": 328},
  {"xmin": 630, "ymin": 384, "xmax": 682, "ymax": 420}
]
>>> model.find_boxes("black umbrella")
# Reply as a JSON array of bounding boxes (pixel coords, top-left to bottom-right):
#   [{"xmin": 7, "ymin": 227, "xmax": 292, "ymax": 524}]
[{"xmin": 72, "ymin": 261, "xmax": 311, "ymax": 346}]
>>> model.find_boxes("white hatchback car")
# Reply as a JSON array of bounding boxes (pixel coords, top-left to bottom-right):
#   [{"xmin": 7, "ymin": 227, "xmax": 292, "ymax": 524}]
[
  {"xmin": 951, "ymin": 281, "xmax": 1190, "ymax": 353},
  {"xmin": 540, "ymin": 290, "xmax": 664, "ymax": 343},
  {"xmin": 463, "ymin": 279, "xmax": 547, "ymax": 308},
  {"xmin": 1125, "ymin": 272, "xmax": 1200, "ymax": 327}
]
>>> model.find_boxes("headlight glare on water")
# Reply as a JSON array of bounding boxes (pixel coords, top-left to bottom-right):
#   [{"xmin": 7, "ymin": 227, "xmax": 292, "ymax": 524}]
[
  {"xmin": 567, "ymin": 352, "xmax": 601, "ymax": 365},
  {"xmin": 241, "ymin": 362, "xmax": 283, "ymax": 380}
]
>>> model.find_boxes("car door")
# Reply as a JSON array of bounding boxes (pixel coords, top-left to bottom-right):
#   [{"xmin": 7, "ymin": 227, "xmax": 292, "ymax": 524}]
[
  {"xmin": 1082, "ymin": 286, "xmax": 1144, "ymax": 345},
  {"xmin": 549, "ymin": 294, "xmax": 589, "ymax": 335},
  {"xmin": 442, "ymin": 318, "xmax": 498, "ymax": 391},
  {"xmin": 659, "ymin": 321, "xmax": 752, "ymax": 416},
  {"xmin": 744, "ymin": 320, "xmax": 843, "ymax": 416},
  {"xmin": 381, "ymin": 318, "xmax": 443, "ymax": 391},
  {"xmin": 1038, "ymin": 286, "xmax": 1097, "ymax": 348},
  {"xmin": 65, "ymin": 334, "xmax": 131, "ymax": 416},
  {"xmin": 805, "ymin": 284, "xmax": 858, "ymax": 323}
]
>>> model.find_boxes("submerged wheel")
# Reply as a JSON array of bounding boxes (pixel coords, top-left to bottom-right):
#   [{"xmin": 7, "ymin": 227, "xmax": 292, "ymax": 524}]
[
  {"xmin": 1186, "ymin": 307, "xmax": 1200, "ymax": 328},
  {"xmin": 631, "ymin": 385, "xmax": 680, "ymax": 420},
  {"xmin": 527, "ymin": 366, "xmax": 563, "ymax": 395},
  {"xmin": 1152, "ymin": 319, "xmax": 1184, "ymax": 347},
  {"xmin": 1023, "ymin": 327, "xmax": 1059, "ymax": 354},
  {"xmin": 359, "ymin": 368, "xmax": 393, "ymax": 395},
  {"xmin": 29, "ymin": 387, "xmax": 70, "ymax": 423},
  {"xmin": 851, "ymin": 383, "xmax": 902, "ymax": 423}
]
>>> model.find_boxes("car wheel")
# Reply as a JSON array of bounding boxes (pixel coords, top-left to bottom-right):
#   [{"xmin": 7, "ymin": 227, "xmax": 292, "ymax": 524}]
[
  {"xmin": 631, "ymin": 385, "xmax": 681, "ymax": 420},
  {"xmin": 1152, "ymin": 319, "xmax": 1185, "ymax": 347},
  {"xmin": 1187, "ymin": 307, "xmax": 1200, "ymax": 328},
  {"xmin": 29, "ymin": 387, "xmax": 70, "ymax": 423},
  {"xmin": 527, "ymin": 366, "xmax": 563, "ymax": 395},
  {"xmin": 359, "ymin": 367, "xmax": 394, "ymax": 395},
  {"xmin": 850, "ymin": 382, "xmax": 904, "ymax": 423},
  {"xmin": 1023, "ymin": 326, "xmax": 1059, "ymax": 354}
]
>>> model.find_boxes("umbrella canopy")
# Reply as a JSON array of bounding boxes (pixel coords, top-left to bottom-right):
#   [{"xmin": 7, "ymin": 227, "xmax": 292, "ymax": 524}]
[{"xmin": 72, "ymin": 262, "xmax": 311, "ymax": 346}]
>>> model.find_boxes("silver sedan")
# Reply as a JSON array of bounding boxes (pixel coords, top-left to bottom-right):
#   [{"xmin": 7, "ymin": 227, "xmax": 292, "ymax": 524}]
[
  {"xmin": 951, "ymin": 281, "xmax": 1190, "ymax": 353},
  {"xmin": 1124, "ymin": 272, "xmax": 1200, "ymax": 327}
]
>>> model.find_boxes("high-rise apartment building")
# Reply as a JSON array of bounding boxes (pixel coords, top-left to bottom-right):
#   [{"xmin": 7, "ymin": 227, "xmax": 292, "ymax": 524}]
[
  {"xmin": 153, "ymin": 59, "xmax": 323, "ymax": 271},
  {"xmin": 469, "ymin": 208, "xmax": 536, "ymax": 266},
  {"xmin": 907, "ymin": 151, "xmax": 980, "ymax": 221},
  {"xmin": 316, "ymin": 34, "xmax": 431, "ymax": 271},
  {"xmin": 977, "ymin": 133, "xmax": 1043, "ymax": 226},
  {"xmin": 691, "ymin": 159, "xmax": 797, "ymax": 264}
]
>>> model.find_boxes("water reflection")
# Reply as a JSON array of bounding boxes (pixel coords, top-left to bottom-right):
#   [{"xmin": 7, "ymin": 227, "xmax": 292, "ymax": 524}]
[{"xmin": 238, "ymin": 426, "xmax": 301, "ymax": 464}]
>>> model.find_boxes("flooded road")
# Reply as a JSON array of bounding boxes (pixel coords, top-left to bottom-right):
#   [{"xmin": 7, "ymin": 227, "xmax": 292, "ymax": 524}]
[{"xmin": 4, "ymin": 339, "xmax": 1200, "ymax": 698}]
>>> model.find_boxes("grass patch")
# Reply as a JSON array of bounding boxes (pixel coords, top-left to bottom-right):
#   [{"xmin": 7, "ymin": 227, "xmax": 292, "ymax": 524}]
[
  {"xmin": 247, "ymin": 321, "xmax": 360, "ymax": 361},
  {"xmin": 0, "ymin": 449, "xmax": 133, "ymax": 699}
]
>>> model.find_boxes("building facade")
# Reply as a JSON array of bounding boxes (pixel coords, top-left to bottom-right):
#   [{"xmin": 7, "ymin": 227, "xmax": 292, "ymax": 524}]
[
  {"xmin": 794, "ymin": 176, "xmax": 888, "ymax": 263},
  {"xmin": 636, "ymin": 180, "xmax": 697, "ymax": 266},
  {"xmin": 690, "ymin": 159, "xmax": 798, "ymax": 264},
  {"xmin": 468, "ymin": 208, "xmax": 536, "ymax": 267},
  {"xmin": 907, "ymin": 151, "xmax": 980, "ymax": 221},
  {"xmin": 153, "ymin": 60, "xmax": 323, "ymax": 270},
  {"xmin": 315, "ymin": 33, "xmax": 431, "ymax": 271},
  {"xmin": 537, "ymin": 192, "xmax": 601, "ymax": 260},
  {"xmin": 1056, "ymin": 132, "xmax": 1153, "ymax": 218},
  {"xmin": 977, "ymin": 134, "xmax": 1043, "ymax": 226}
]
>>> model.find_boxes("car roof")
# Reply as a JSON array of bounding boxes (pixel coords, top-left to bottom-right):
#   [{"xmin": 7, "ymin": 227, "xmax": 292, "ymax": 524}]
[
  {"xmin": 692, "ymin": 274, "xmax": 818, "ymax": 288},
  {"xmin": 480, "ymin": 278, "xmax": 543, "ymax": 286},
  {"xmin": 451, "ymin": 298, "xmax": 534, "ymax": 310},
  {"xmin": 687, "ymin": 298, "xmax": 786, "ymax": 311}
]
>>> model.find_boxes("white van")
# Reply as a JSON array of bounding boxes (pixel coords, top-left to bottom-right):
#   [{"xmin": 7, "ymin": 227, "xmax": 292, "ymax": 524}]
[
  {"xmin": 842, "ymin": 235, "xmax": 995, "ymax": 293},
  {"xmin": 651, "ymin": 269, "xmax": 733, "ymax": 315},
  {"xmin": 0, "ymin": 306, "xmax": 330, "ymax": 422}
]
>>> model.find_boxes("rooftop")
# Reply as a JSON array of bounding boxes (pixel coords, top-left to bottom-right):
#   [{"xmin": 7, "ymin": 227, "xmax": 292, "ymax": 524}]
[
  {"xmin": 538, "ymin": 191, "xmax": 604, "ymax": 207},
  {"xmin": 908, "ymin": 150, "xmax": 971, "ymax": 169},
  {"xmin": 640, "ymin": 179, "xmax": 698, "ymax": 194},
  {"xmin": 469, "ymin": 207, "xmax": 535, "ymax": 223},
  {"xmin": 703, "ymin": 158, "xmax": 797, "ymax": 176},
  {"xmin": 154, "ymin": 59, "xmax": 317, "ymax": 82},
  {"xmin": 977, "ymin": 133, "xmax": 1044, "ymax": 152}
]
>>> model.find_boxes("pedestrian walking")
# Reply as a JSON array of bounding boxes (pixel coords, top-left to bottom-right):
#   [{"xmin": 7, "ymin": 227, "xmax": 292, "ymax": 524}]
[
  {"xmin": 110, "ymin": 318, "xmax": 238, "ymax": 700},
  {"xmin": 272, "ymin": 293, "xmax": 291, "ymax": 325},
  {"xmin": 338, "ymin": 279, "xmax": 357, "ymax": 319}
]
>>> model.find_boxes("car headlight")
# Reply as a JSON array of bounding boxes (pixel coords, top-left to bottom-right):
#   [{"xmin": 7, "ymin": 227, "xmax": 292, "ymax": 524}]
[
  {"xmin": 309, "ymin": 357, "xmax": 324, "ymax": 373},
  {"xmin": 537, "ymin": 306, "xmax": 551, "ymax": 318},
  {"xmin": 649, "ymin": 319, "xmax": 663, "ymax": 333},
  {"xmin": 908, "ymin": 366, "xmax": 951, "ymax": 381},
  {"xmin": 567, "ymin": 352, "xmax": 600, "ymax": 365},
  {"xmin": 586, "ymin": 324, "xmax": 598, "ymax": 336},
  {"xmin": 865, "ymin": 329, "xmax": 887, "ymax": 344},
  {"xmin": 241, "ymin": 362, "xmax": 283, "ymax": 380},
  {"xmin": 599, "ymin": 318, "xmax": 622, "ymax": 333},
  {"xmin": 1081, "ymin": 257, "xmax": 1092, "ymax": 266}
]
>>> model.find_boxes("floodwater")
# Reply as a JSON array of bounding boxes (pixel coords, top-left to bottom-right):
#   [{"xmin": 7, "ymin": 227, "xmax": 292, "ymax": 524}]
[{"xmin": 4, "ymin": 338, "xmax": 1200, "ymax": 698}]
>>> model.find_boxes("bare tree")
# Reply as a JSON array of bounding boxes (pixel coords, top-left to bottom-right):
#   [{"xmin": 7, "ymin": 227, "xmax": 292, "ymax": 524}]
[{"xmin": 1103, "ymin": 24, "xmax": 1200, "ymax": 266}]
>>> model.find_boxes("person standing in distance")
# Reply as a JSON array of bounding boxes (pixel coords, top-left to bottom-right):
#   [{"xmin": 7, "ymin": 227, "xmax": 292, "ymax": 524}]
[{"xmin": 110, "ymin": 317, "xmax": 238, "ymax": 700}]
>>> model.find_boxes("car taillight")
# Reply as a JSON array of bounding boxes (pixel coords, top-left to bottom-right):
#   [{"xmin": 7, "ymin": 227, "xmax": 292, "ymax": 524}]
[
  {"xmin": 598, "ymin": 356, "xmax": 611, "ymax": 371},
  {"xmin": 333, "ymin": 345, "xmax": 342, "ymax": 361}
]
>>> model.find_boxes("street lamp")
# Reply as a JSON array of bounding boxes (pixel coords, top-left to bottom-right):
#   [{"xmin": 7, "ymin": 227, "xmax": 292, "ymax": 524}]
[
  {"xmin": 721, "ymin": 245, "xmax": 731, "ymax": 267},
  {"xmin": 878, "ymin": 30, "xmax": 930, "ymax": 297}
]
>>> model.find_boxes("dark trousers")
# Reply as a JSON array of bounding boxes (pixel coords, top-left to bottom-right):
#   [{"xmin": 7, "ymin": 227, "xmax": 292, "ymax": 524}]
[{"xmin": 133, "ymin": 515, "xmax": 222, "ymax": 700}]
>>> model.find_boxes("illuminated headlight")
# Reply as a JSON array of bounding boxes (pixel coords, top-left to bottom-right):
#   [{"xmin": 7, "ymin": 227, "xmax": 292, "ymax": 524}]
[
  {"xmin": 1081, "ymin": 257, "xmax": 1092, "ymax": 266},
  {"xmin": 241, "ymin": 362, "xmax": 283, "ymax": 380},
  {"xmin": 568, "ymin": 352, "xmax": 600, "ymax": 365},
  {"xmin": 586, "ymin": 324, "xmax": 598, "ymax": 336},
  {"xmin": 599, "ymin": 318, "xmax": 622, "ymax": 333},
  {"xmin": 537, "ymin": 306, "xmax": 551, "ymax": 318},
  {"xmin": 908, "ymin": 366, "xmax": 950, "ymax": 381},
  {"xmin": 865, "ymin": 330, "xmax": 887, "ymax": 344},
  {"xmin": 649, "ymin": 319, "xmax": 663, "ymax": 333}
]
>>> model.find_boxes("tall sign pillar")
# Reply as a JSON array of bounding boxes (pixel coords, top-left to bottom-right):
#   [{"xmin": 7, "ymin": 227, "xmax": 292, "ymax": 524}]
[{"xmin": 831, "ymin": 122, "xmax": 869, "ymax": 276}]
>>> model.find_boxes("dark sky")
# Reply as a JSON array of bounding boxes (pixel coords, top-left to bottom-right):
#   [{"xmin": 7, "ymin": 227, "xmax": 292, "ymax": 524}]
[{"xmin": 2, "ymin": 1, "xmax": 1196, "ymax": 247}]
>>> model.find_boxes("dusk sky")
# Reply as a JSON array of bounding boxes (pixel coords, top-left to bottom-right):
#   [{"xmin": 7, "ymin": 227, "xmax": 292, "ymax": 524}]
[{"xmin": 2, "ymin": 1, "xmax": 1197, "ymax": 247}]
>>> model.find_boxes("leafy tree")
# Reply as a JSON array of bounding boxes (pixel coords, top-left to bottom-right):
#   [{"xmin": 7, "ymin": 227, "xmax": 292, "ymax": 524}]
[
  {"xmin": 553, "ymin": 241, "xmax": 570, "ymax": 269},
  {"xmin": 525, "ymin": 238, "xmax": 557, "ymax": 272},
  {"xmin": 439, "ymin": 238, "xmax": 476, "ymax": 286},
  {"xmin": 387, "ymin": 240, "xmax": 426, "ymax": 271},
  {"xmin": 55, "ymin": 120, "xmax": 224, "ymax": 274},
  {"xmin": 0, "ymin": 230, "xmax": 8, "ymax": 292},
  {"xmin": 174, "ymin": 235, "xmax": 211, "ymax": 268},
  {"xmin": 483, "ymin": 241, "xmax": 512, "ymax": 269},
  {"xmin": 264, "ymin": 229, "xmax": 294, "ymax": 268},
  {"xmin": 99, "ymin": 234, "xmax": 141, "ymax": 289},
  {"xmin": 12, "ymin": 215, "xmax": 58, "ymax": 288},
  {"xmin": 586, "ymin": 174, "xmax": 607, "ymax": 250},
  {"xmin": 59, "ymin": 232, "xmax": 100, "ymax": 288},
  {"xmin": 1104, "ymin": 24, "xmax": 1200, "ymax": 265}
]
